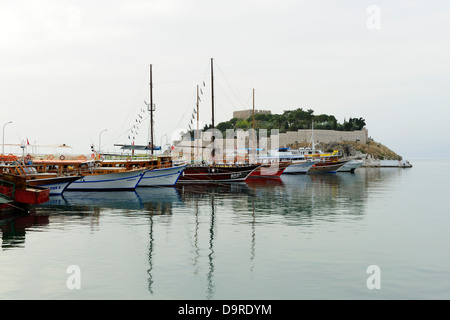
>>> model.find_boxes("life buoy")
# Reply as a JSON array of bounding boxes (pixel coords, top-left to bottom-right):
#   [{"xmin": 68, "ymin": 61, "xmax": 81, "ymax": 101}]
[
  {"xmin": 126, "ymin": 157, "xmax": 132, "ymax": 162},
  {"xmin": 48, "ymin": 154, "xmax": 55, "ymax": 160},
  {"xmin": 60, "ymin": 155, "xmax": 65, "ymax": 160},
  {"xmin": 79, "ymin": 155, "xmax": 87, "ymax": 161}
]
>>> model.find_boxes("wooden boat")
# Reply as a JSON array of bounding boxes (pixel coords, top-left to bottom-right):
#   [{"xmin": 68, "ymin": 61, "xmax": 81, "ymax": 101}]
[
  {"xmin": 308, "ymin": 160, "xmax": 348, "ymax": 173},
  {"xmin": 305, "ymin": 151, "xmax": 348, "ymax": 174},
  {"xmin": 31, "ymin": 158, "xmax": 145, "ymax": 191},
  {"xmin": 0, "ymin": 174, "xmax": 50, "ymax": 210},
  {"xmin": 177, "ymin": 164, "xmax": 259, "ymax": 183},
  {"xmin": 98, "ymin": 154, "xmax": 186, "ymax": 187},
  {"xmin": 176, "ymin": 59, "xmax": 262, "ymax": 184},
  {"xmin": 98, "ymin": 65, "xmax": 186, "ymax": 187},
  {"xmin": 0, "ymin": 161, "xmax": 80, "ymax": 195}
]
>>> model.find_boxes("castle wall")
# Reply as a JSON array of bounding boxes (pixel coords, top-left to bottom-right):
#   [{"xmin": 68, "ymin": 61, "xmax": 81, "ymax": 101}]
[{"xmin": 279, "ymin": 128, "xmax": 368, "ymax": 147}]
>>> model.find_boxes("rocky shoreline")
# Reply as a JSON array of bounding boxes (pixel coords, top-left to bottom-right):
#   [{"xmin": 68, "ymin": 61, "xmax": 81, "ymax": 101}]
[{"xmin": 287, "ymin": 138, "xmax": 412, "ymax": 168}]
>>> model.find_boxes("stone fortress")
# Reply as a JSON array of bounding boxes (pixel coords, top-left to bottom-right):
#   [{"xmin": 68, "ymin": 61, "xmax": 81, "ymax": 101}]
[{"xmin": 232, "ymin": 109, "xmax": 368, "ymax": 147}]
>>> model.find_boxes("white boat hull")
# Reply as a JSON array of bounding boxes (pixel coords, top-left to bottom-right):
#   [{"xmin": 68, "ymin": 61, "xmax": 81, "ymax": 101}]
[
  {"xmin": 66, "ymin": 169, "xmax": 145, "ymax": 191},
  {"xmin": 283, "ymin": 160, "xmax": 317, "ymax": 174},
  {"xmin": 338, "ymin": 159, "xmax": 364, "ymax": 172},
  {"xmin": 38, "ymin": 181, "xmax": 74, "ymax": 195},
  {"xmin": 138, "ymin": 165, "xmax": 186, "ymax": 187}
]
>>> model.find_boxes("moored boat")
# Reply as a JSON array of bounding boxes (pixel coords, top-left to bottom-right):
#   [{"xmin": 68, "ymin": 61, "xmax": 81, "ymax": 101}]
[
  {"xmin": 177, "ymin": 164, "xmax": 259, "ymax": 183},
  {"xmin": 337, "ymin": 159, "xmax": 365, "ymax": 173},
  {"xmin": 0, "ymin": 161, "xmax": 80, "ymax": 195},
  {"xmin": 0, "ymin": 174, "xmax": 50, "ymax": 210},
  {"xmin": 31, "ymin": 158, "xmax": 145, "ymax": 191},
  {"xmin": 97, "ymin": 154, "xmax": 186, "ymax": 187},
  {"xmin": 283, "ymin": 159, "xmax": 318, "ymax": 174},
  {"xmin": 305, "ymin": 150, "xmax": 348, "ymax": 174},
  {"xmin": 308, "ymin": 160, "xmax": 348, "ymax": 173}
]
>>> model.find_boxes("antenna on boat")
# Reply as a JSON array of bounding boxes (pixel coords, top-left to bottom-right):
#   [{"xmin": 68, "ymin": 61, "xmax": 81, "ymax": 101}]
[
  {"xmin": 196, "ymin": 84, "xmax": 200, "ymax": 163},
  {"xmin": 252, "ymin": 88, "xmax": 256, "ymax": 163},
  {"xmin": 149, "ymin": 64, "xmax": 154, "ymax": 155}
]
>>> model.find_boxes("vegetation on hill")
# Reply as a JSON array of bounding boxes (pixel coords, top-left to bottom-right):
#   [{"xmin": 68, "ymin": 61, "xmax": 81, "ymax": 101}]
[{"xmin": 210, "ymin": 108, "xmax": 366, "ymax": 135}]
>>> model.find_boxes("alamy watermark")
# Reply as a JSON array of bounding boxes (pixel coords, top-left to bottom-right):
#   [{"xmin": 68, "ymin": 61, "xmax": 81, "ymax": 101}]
[
  {"xmin": 66, "ymin": 265, "xmax": 81, "ymax": 290},
  {"xmin": 366, "ymin": 5, "xmax": 381, "ymax": 30},
  {"xmin": 173, "ymin": 128, "xmax": 280, "ymax": 167},
  {"xmin": 366, "ymin": 265, "xmax": 381, "ymax": 289}
]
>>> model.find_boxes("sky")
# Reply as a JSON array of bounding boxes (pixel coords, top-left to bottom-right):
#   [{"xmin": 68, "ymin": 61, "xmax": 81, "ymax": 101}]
[{"xmin": 1, "ymin": 0, "xmax": 449, "ymax": 159}]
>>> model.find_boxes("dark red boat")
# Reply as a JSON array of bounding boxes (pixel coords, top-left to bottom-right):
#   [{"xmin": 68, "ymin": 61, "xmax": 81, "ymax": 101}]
[{"xmin": 176, "ymin": 164, "xmax": 260, "ymax": 183}]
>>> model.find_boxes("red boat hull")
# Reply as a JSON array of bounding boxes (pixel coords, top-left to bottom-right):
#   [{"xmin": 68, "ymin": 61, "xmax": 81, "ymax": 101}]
[
  {"xmin": 0, "ymin": 185, "xmax": 50, "ymax": 205},
  {"xmin": 248, "ymin": 162, "xmax": 289, "ymax": 179}
]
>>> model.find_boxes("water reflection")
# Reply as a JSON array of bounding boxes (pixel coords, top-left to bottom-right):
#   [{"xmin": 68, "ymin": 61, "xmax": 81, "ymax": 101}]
[
  {"xmin": 0, "ymin": 168, "xmax": 409, "ymax": 299},
  {"xmin": 0, "ymin": 211, "xmax": 49, "ymax": 249}
]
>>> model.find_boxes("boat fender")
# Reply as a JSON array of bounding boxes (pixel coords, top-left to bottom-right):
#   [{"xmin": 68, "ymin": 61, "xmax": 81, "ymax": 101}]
[{"xmin": 91, "ymin": 153, "xmax": 96, "ymax": 159}]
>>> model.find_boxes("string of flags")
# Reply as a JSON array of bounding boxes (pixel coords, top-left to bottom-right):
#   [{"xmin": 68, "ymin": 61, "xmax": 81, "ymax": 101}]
[
  {"xmin": 188, "ymin": 81, "xmax": 206, "ymax": 131},
  {"xmin": 127, "ymin": 105, "xmax": 147, "ymax": 142}
]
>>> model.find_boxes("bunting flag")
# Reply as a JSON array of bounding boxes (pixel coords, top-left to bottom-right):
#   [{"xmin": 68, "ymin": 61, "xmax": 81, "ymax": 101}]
[
  {"xmin": 200, "ymin": 88, "xmax": 203, "ymax": 94},
  {"xmin": 27, "ymin": 138, "xmax": 30, "ymax": 145},
  {"xmin": 203, "ymin": 81, "xmax": 205, "ymax": 87}
]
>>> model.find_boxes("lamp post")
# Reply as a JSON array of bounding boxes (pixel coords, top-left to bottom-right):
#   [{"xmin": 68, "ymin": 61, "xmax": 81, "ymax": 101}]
[
  {"xmin": 99, "ymin": 129, "xmax": 107, "ymax": 153},
  {"xmin": 2, "ymin": 121, "xmax": 12, "ymax": 155}
]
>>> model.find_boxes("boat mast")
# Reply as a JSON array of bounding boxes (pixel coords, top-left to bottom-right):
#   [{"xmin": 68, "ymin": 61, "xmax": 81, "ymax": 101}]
[
  {"xmin": 150, "ymin": 64, "xmax": 154, "ymax": 155},
  {"xmin": 196, "ymin": 84, "xmax": 200, "ymax": 163},
  {"xmin": 210, "ymin": 58, "xmax": 215, "ymax": 163}
]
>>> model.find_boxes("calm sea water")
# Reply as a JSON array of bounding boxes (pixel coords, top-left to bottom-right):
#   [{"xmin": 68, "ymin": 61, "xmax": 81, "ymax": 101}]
[{"xmin": 1, "ymin": 158, "xmax": 449, "ymax": 300}]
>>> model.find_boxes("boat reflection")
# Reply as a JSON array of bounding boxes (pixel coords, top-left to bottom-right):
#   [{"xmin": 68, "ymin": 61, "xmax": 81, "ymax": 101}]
[
  {"xmin": 40, "ymin": 187, "xmax": 182, "ymax": 214},
  {"xmin": 0, "ymin": 211, "xmax": 49, "ymax": 249}
]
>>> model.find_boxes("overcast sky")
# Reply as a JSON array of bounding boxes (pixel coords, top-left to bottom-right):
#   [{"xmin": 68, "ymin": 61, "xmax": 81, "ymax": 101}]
[{"xmin": 1, "ymin": 0, "xmax": 449, "ymax": 159}]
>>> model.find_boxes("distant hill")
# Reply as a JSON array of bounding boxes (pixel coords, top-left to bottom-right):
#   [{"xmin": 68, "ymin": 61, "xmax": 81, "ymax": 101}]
[{"xmin": 197, "ymin": 107, "xmax": 402, "ymax": 160}]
